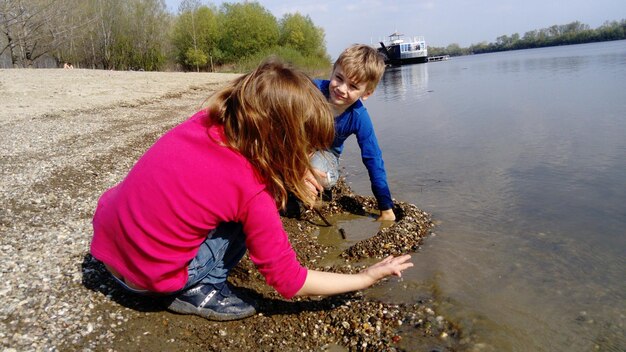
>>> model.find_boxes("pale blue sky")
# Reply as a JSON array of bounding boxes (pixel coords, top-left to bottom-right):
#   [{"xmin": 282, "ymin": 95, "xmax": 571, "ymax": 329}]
[{"xmin": 165, "ymin": 0, "xmax": 626, "ymax": 59}]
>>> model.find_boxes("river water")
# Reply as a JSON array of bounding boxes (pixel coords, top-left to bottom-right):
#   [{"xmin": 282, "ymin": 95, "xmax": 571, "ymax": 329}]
[{"xmin": 338, "ymin": 40, "xmax": 626, "ymax": 351}]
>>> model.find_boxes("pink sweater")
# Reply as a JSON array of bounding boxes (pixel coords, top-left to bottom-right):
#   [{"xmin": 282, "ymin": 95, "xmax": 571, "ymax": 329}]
[{"xmin": 91, "ymin": 110, "xmax": 307, "ymax": 298}]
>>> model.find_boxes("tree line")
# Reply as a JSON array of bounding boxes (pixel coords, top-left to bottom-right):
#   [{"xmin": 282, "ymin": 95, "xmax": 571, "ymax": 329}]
[
  {"xmin": 0, "ymin": 0, "xmax": 331, "ymax": 71},
  {"xmin": 428, "ymin": 19, "xmax": 626, "ymax": 57}
]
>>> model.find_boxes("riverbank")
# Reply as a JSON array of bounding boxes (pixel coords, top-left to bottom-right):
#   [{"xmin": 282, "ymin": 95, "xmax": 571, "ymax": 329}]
[{"xmin": 0, "ymin": 68, "xmax": 462, "ymax": 351}]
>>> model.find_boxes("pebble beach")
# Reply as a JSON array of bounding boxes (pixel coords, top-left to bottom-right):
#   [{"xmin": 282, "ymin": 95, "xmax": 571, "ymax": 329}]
[{"xmin": 0, "ymin": 68, "xmax": 462, "ymax": 351}]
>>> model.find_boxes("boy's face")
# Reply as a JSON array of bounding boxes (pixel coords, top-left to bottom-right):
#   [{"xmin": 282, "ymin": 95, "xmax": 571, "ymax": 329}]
[{"xmin": 328, "ymin": 64, "xmax": 372, "ymax": 112}]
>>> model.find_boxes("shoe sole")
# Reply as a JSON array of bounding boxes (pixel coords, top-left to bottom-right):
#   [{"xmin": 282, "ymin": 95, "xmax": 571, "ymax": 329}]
[{"xmin": 167, "ymin": 299, "xmax": 256, "ymax": 321}]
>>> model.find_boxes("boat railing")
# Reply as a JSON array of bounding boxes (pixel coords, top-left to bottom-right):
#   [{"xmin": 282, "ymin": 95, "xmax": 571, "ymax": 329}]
[{"xmin": 383, "ymin": 34, "xmax": 425, "ymax": 46}]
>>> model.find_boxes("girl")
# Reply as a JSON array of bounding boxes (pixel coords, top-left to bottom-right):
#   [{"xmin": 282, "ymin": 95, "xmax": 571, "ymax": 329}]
[{"xmin": 91, "ymin": 58, "xmax": 412, "ymax": 321}]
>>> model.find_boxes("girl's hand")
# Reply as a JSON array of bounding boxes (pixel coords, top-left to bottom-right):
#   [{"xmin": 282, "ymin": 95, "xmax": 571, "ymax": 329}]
[
  {"xmin": 304, "ymin": 168, "xmax": 325, "ymax": 199},
  {"xmin": 361, "ymin": 254, "xmax": 413, "ymax": 281},
  {"xmin": 296, "ymin": 254, "xmax": 413, "ymax": 297}
]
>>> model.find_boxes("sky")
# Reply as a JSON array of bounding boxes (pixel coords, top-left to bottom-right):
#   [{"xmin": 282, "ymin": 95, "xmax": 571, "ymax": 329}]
[{"xmin": 165, "ymin": 0, "xmax": 626, "ymax": 59}]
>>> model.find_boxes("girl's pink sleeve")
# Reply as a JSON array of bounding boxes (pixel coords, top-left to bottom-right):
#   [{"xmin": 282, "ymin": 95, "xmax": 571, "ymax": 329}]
[{"xmin": 239, "ymin": 191, "xmax": 307, "ymax": 299}]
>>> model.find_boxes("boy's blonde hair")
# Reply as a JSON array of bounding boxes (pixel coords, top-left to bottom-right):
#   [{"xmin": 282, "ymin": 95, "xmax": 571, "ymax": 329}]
[
  {"xmin": 333, "ymin": 44, "xmax": 386, "ymax": 93},
  {"xmin": 207, "ymin": 57, "xmax": 334, "ymax": 209}
]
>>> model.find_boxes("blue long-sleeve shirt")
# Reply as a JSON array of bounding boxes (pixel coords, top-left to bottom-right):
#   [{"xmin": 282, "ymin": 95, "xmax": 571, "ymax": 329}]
[{"xmin": 314, "ymin": 79, "xmax": 393, "ymax": 210}]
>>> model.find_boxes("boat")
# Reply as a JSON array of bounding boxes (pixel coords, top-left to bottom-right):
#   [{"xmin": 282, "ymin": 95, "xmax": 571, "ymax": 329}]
[{"xmin": 378, "ymin": 32, "xmax": 428, "ymax": 65}]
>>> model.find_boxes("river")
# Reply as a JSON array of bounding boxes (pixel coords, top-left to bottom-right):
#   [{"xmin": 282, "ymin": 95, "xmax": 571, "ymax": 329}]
[{"xmin": 338, "ymin": 40, "xmax": 626, "ymax": 351}]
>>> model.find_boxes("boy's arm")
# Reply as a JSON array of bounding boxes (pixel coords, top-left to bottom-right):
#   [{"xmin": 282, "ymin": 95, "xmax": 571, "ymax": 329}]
[{"xmin": 354, "ymin": 110, "xmax": 396, "ymax": 221}]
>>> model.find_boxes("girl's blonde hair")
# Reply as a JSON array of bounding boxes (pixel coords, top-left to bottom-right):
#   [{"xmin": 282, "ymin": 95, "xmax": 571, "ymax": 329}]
[{"xmin": 207, "ymin": 58, "xmax": 334, "ymax": 209}]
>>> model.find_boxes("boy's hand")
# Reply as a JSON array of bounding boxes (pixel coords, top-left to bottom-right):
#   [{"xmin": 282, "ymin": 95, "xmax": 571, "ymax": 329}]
[{"xmin": 377, "ymin": 209, "xmax": 396, "ymax": 221}]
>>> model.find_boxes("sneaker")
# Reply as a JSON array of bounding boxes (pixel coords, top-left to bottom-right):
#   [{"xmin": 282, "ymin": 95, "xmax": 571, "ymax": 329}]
[{"xmin": 167, "ymin": 282, "xmax": 256, "ymax": 321}]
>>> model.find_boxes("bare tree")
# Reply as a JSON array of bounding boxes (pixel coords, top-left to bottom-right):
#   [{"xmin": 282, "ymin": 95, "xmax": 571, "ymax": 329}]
[
  {"xmin": 0, "ymin": 0, "xmax": 92, "ymax": 67},
  {"xmin": 0, "ymin": 0, "xmax": 26, "ymax": 67},
  {"xmin": 91, "ymin": 0, "xmax": 122, "ymax": 69}
]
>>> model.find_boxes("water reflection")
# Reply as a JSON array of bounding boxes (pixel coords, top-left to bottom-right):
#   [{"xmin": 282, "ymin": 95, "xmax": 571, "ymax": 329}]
[{"xmin": 377, "ymin": 63, "xmax": 429, "ymax": 102}]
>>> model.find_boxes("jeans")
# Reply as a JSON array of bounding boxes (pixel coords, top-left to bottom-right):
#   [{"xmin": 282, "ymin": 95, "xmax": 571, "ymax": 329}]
[
  {"xmin": 183, "ymin": 222, "xmax": 247, "ymax": 290},
  {"xmin": 111, "ymin": 222, "xmax": 247, "ymax": 294},
  {"xmin": 310, "ymin": 150, "xmax": 340, "ymax": 189}
]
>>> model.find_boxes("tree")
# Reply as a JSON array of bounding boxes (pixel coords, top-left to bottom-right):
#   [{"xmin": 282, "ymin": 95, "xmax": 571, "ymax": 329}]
[
  {"xmin": 218, "ymin": 1, "xmax": 279, "ymax": 62},
  {"xmin": 49, "ymin": 0, "xmax": 97, "ymax": 68},
  {"xmin": 444, "ymin": 43, "xmax": 462, "ymax": 56},
  {"xmin": 86, "ymin": 0, "xmax": 125, "ymax": 69},
  {"xmin": 278, "ymin": 12, "xmax": 325, "ymax": 57},
  {"xmin": 184, "ymin": 47, "xmax": 207, "ymax": 69},
  {"xmin": 76, "ymin": 0, "xmax": 169, "ymax": 71},
  {"xmin": 496, "ymin": 34, "xmax": 511, "ymax": 49},
  {"xmin": 0, "ymin": 0, "xmax": 83, "ymax": 67},
  {"xmin": 465, "ymin": 19, "xmax": 625, "ymax": 56},
  {"xmin": 175, "ymin": 0, "xmax": 202, "ymax": 71},
  {"xmin": 172, "ymin": 1, "xmax": 220, "ymax": 71},
  {"xmin": 598, "ymin": 20, "xmax": 625, "ymax": 40},
  {"xmin": 522, "ymin": 30, "xmax": 537, "ymax": 46},
  {"xmin": 123, "ymin": 0, "xmax": 169, "ymax": 70}
]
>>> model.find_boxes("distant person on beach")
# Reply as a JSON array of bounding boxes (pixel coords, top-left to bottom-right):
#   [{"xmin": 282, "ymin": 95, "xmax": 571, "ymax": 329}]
[
  {"xmin": 90, "ymin": 58, "xmax": 413, "ymax": 321},
  {"xmin": 63, "ymin": 62, "xmax": 73, "ymax": 69},
  {"xmin": 305, "ymin": 44, "xmax": 396, "ymax": 221}
]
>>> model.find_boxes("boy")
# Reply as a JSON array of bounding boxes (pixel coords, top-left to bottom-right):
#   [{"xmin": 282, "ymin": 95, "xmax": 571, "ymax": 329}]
[{"xmin": 308, "ymin": 44, "xmax": 396, "ymax": 221}]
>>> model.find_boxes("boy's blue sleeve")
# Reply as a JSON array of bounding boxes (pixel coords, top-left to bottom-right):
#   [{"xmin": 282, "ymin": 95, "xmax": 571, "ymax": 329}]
[
  {"xmin": 354, "ymin": 109, "xmax": 394, "ymax": 210},
  {"xmin": 316, "ymin": 79, "xmax": 393, "ymax": 210}
]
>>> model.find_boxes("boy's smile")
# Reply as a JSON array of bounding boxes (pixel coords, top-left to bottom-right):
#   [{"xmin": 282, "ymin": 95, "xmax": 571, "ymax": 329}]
[{"xmin": 328, "ymin": 65, "xmax": 372, "ymax": 114}]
